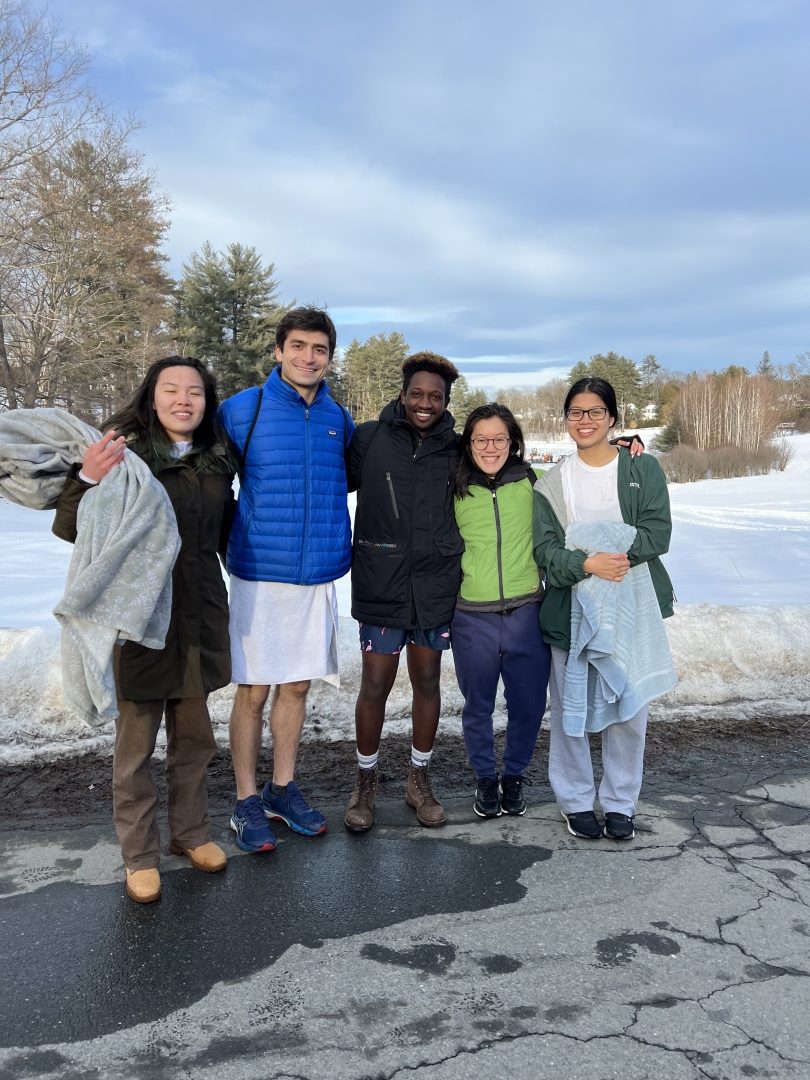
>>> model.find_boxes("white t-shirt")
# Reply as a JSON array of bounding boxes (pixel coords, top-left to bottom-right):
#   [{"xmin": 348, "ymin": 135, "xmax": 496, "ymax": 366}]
[{"xmin": 561, "ymin": 450, "xmax": 622, "ymax": 524}]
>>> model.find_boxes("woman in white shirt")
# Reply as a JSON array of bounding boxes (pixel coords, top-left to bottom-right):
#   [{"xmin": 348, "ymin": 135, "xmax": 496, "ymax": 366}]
[{"xmin": 533, "ymin": 378, "xmax": 675, "ymax": 841}]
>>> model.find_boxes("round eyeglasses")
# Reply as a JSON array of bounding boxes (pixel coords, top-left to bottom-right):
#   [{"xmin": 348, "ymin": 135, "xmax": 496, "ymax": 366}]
[
  {"xmin": 565, "ymin": 407, "xmax": 608, "ymax": 421},
  {"xmin": 471, "ymin": 435, "xmax": 510, "ymax": 450}
]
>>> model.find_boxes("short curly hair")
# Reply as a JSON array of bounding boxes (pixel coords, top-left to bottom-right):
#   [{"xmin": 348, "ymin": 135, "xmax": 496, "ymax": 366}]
[{"xmin": 401, "ymin": 351, "xmax": 460, "ymax": 402}]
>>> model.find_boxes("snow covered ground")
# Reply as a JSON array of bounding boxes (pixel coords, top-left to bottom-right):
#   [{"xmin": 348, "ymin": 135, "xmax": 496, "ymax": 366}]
[{"xmin": 1, "ymin": 434, "xmax": 809, "ymax": 762}]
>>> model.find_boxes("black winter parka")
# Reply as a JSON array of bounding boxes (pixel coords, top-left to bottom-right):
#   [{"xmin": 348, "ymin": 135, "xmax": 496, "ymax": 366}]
[{"xmin": 348, "ymin": 399, "xmax": 464, "ymax": 629}]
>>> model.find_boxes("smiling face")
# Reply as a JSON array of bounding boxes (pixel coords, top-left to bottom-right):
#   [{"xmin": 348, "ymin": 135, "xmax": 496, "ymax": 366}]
[
  {"xmin": 565, "ymin": 390, "xmax": 615, "ymax": 451},
  {"xmin": 153, "ymin": 366, "xmax": 207, "ymax": 442},
  {"xmin": 276, "ymin": 329, "xmax": 331, "ymax": 402},
  {"xmin": 401, "ymin": 371, "xmax": 447, "ymax": 432},
  {"xmin": 469, "ymin": 416, "xmax": 511, "ymax": 477}
]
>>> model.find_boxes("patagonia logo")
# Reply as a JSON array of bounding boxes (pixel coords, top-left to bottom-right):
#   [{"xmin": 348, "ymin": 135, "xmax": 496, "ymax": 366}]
[
  {"xmin": 328, "ymin": 429, "xmax": 337, "ymax": 436},
  {"xmin": 359, "ymin": 539, "xmax": 397, "ymax": 549},
  {"xmin": 629, "ymin": 482, "xmax": 640, "ymax": 488}
]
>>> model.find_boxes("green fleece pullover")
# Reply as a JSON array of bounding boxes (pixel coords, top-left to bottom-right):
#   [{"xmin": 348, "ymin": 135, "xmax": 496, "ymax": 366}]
[{"xmin": 532, "ymin": 448, "xmax": 675, "ymax": 651}]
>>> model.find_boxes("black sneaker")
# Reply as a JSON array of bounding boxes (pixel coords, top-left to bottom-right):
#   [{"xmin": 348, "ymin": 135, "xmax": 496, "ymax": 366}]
[
  {"xmin": 473, "ymin": 776, "xmax": 502, "ymax": 818},
  {"xmin": 561, "ymin": 809, "xmax": 602, "ymax": 839},
  {"xmin": 603, "ymin": 812, "xmax": 635, "ymax": 840},
  {"xmin": 500, "ymin": 775, "xmax": 528, "ymax": 816}
]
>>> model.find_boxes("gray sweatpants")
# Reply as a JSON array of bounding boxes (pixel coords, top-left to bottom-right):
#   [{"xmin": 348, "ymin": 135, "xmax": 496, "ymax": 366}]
[{"xmin": 548, "ymin": 646, "xmax": 647, "ymax": 817}]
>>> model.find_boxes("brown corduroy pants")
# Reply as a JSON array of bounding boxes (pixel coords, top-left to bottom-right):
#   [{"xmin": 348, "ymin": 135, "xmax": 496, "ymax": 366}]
[{"xmin": 113, "ymin": 698, "xmax": 217, "ymax": 871}]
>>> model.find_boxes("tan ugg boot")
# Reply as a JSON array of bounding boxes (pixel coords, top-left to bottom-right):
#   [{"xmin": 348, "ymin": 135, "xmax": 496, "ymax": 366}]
[
  {"xmin": 169, "ymin": 841, "xmax": 227, "ymax": 872},
  {"xmin": 126, "ymin": 868, "xmax": 161, "ymax": 903}
]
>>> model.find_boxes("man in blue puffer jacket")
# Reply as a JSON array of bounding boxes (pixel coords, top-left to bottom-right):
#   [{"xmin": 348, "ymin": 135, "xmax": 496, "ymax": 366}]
[{"xmin": 218, "ymin": 306, "xmax": 354, "ymax": 852}]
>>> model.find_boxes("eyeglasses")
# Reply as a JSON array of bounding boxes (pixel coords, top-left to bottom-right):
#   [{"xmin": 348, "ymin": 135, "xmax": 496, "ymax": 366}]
[
  {"xmin": 566, "ymin": 407, "xmax": 607, "ymax": 421},
  {"xmin": 471, "ymin": 435, "xmax": 510, "ymax": 450}
]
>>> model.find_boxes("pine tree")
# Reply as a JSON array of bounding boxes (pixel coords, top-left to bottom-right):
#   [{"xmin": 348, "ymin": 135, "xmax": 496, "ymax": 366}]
[
  {"xmin": 568, "ymin": 352, "xmax": 642, "ymax": 407},
  {"xmin": 340, "ymin": 332, "xmax": 409, "ymax": 421},
  {"xmin": 449, "ymin": 374, "xmax": 487, "ymax": 428},
  {"xmin": 640, "ymin": 354, "xmax": 662, "ymax": 404},
  {"xmin": 757, "ymin": 350, "xmax": 777, "ymax": 379},
  {"xmin": 175, "ymin": 242, "xmax": 285, "ymax": 398}
]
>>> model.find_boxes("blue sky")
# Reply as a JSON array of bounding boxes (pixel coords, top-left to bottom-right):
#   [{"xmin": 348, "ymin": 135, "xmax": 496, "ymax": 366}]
[{"xmin": 49, "ymin": 0, "xmax": 810, "ymax": 388}]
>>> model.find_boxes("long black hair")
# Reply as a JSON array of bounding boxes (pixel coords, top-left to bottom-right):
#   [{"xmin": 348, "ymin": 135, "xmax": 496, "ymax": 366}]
[
  {"xmin": 105, "ymin": 356, "xmax": 235, "ymax": 475},
  {"xmin": 454, "ymin": 403, "xmax": 525, "ymax": 497},
  {"xmin": 564, "ymin": 377, "xmax": 618, "ymax": 427}
]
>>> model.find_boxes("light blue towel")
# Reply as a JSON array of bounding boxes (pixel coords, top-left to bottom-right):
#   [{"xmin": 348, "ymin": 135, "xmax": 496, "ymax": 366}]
[{"xmin": 562, "ymin": 520, "xmax": 677, "ymax": 737}]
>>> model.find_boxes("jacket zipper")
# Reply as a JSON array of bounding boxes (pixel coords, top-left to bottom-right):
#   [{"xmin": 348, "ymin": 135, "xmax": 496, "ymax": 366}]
[
  {"xmin": 301, "ymin": 407, "xmax": 310, "ymax": 583},
  {"xmin": 492, "ymin": 489, "xmax": 506, "ymax": 611},
  {"xmin": 386, "ymin": 472, "xmax": 400, "ymax": 519}
]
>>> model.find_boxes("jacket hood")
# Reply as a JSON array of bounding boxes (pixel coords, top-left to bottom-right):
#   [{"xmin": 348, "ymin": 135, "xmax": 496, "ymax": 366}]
[{"xmin": 534, "ymin": 459, "xmax": 568, "ymax": 529}]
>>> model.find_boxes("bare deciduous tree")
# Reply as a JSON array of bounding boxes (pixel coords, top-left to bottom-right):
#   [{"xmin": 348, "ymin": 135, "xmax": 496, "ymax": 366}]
[
  {"xmin": 0, "ymin": 124, "xmax": 173, "ymax": 415},
  {"xmin": 0, "ymin": 0, "xmax": 98, "ymax": 179}
]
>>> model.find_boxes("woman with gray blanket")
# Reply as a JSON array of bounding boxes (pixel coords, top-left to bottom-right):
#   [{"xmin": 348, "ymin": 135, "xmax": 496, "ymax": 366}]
[
  {"xmin": 533, "ymin": 377, "xmax": 676, "ymax": 842},
  {"xmin": 53, "ymin": 357, "xmax": 236, "ymax": 903}
]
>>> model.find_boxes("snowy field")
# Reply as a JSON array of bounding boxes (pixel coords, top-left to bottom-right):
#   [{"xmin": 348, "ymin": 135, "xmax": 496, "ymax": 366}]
[{"xmin": 1, "ymin": 434, "xmax": 809, "ymax": 762}]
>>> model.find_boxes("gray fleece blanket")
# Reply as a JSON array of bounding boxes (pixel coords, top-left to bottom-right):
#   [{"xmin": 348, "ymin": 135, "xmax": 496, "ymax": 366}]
[
  {"xmin": 562, "ymin": 519, "xmax": 677, "ymax": 737},
  {"xmin": 0, "ymin": 408, "xmax": 181, "ymax": 725}
]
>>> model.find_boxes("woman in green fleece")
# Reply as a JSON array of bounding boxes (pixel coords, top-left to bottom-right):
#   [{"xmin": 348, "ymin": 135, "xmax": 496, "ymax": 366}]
[
  {"xmin": 452, "ymin": 404, "xmax": 550, "ymax": 819},
  {"xmin": 533, "ymin": 377, "xmax": 674, "ymax": 842}
]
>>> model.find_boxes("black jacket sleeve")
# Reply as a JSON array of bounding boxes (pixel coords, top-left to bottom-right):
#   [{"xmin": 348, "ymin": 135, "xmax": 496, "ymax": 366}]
[{"xmin": 51, "ymin": 464, "xmax": 94, "ymax": 544}]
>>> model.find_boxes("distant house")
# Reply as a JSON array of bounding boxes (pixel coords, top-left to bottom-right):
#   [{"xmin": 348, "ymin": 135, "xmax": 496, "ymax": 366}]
[{"xmin": 641, "ymin": 403, "xmax": 659, "ymax": 421}]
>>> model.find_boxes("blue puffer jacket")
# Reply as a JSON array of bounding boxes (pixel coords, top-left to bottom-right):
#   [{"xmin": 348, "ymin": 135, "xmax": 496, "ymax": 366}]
[{"xmin": 218, "ymin": 367, "xmax": 354, "ymax": 584}]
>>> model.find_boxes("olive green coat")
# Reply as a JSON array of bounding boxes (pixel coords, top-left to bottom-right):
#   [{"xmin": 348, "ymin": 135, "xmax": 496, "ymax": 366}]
[
  {"xmin": 53, "ymin": 448, "xmax": 235, "ymax": 700},
  {"xmin": 532, "ymin": 449, "xmax": 675, "ymax": 652}
]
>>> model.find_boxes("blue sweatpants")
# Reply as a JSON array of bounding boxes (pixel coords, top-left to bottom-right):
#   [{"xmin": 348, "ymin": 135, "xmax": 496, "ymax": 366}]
[{"xmin": 451, "ymin": 604, "xmax": 551, "ymax": 780}]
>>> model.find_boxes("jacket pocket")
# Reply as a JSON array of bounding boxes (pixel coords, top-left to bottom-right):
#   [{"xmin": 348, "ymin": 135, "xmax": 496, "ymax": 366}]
[
  {"xmin": 352, "ymin": 539, "xmax": 410, "ymax": 606},
  {"xmin": 434, "ymin": 535, "xmax": 465, "ymax": 557}
]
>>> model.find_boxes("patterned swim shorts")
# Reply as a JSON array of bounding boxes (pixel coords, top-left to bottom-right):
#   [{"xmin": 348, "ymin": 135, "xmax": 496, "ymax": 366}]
[{"xmin": 358, "ymin": 623, "xmax": 452, "ymax": 654}]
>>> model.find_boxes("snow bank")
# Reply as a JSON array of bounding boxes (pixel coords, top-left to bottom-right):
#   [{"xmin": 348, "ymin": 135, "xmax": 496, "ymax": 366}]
[{"xmin": 2, "ymin": 605, "xmax": 809, "ymax": 765}]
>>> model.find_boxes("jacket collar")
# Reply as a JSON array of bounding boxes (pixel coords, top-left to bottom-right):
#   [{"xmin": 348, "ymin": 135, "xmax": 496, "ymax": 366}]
[
  {"xmin": 264, "ymin": 365, "xmax": 329, "ymax": 408},
  {"xmin": 468, "ymin": 455, "xmax": 533, "ymax": 489}
]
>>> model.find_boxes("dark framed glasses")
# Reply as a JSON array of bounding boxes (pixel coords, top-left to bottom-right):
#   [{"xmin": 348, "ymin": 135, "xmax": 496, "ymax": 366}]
[
  {"xmin": 471, "ymin": 435, "xmax": 510, "ymax": 450},
  {"xmin": 565, "ymin": 407, "xmax": 608, "ymax": 421}
]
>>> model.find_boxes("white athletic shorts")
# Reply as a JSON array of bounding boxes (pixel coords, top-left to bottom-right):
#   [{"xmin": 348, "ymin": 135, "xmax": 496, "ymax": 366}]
[{"xmin": 228, "ymin": 576, "xmax": 340, "ymax": 687}]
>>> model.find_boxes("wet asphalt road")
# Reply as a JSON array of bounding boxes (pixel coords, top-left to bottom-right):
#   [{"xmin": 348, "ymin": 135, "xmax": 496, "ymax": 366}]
[
  {"xmin": 1, "ymin": 831, "xmax": 547, "ymax": 1046},
  {"xmin": 1, "ymin": 769, "xmax": 810, "ymax": 1079}
]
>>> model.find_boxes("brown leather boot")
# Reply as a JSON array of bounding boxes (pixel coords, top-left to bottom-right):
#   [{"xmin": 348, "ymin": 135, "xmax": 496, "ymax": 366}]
[
  {"xmin": 169, "ymin": 841, "xmax": 227, "ymax": 872},
  {"xmin": 125, "ymin": 868, "xmax": 161, "ymax": 903},
  {"xmin": 406, "ymin": 765, "xmax": 446, "ymax": 827},
  {"xmin": 344, "ymin": 767, "xmax": 379, "ymax": 832}
]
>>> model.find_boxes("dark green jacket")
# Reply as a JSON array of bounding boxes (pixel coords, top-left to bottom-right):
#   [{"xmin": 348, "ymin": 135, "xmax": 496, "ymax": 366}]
[{"xmin": 532, "ymin": 449, "xmax": 675, "ymax": 652}]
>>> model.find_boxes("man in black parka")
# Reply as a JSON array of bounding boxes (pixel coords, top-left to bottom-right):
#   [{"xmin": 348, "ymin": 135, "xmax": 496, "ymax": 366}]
[{"xmin": 345, "ymin": 353, "xmax": 464, "ymax": 832}]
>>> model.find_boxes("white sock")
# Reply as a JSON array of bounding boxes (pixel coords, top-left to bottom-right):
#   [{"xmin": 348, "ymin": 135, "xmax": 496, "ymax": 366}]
[
  {"xmin": 411, "ymin": 746, "xmax": 433, "ymax": 769},
  {"xmin": 357, "ymin": 749, "xmax": 379, "ymax": 770}
]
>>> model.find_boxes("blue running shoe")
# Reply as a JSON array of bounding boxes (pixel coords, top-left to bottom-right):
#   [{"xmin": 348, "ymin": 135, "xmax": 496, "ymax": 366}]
[
  {"xmin": 230, "ymin": 794, "xmax": 277, "ymax": 852},
  {"xmin": 261, "ymin": 781, "xmax": 327, "ymax": 836}
]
